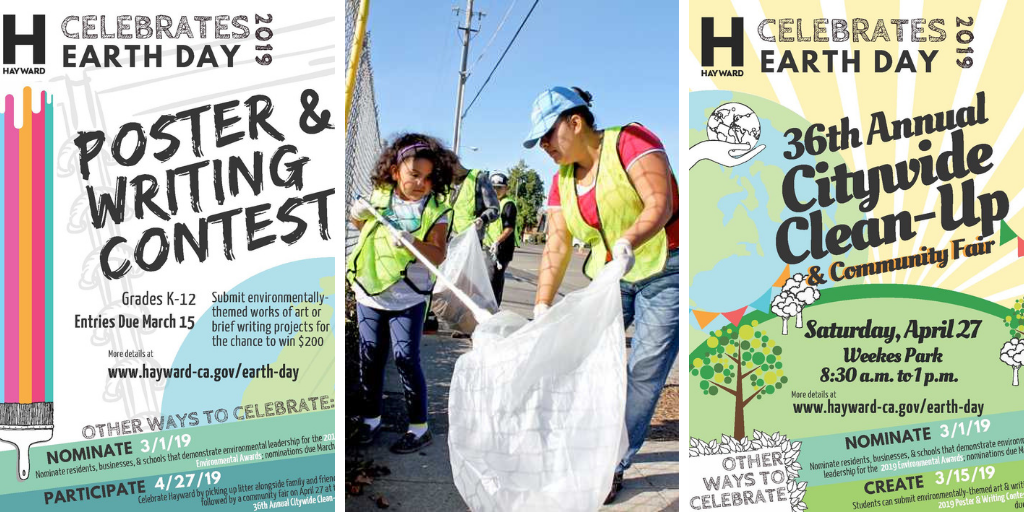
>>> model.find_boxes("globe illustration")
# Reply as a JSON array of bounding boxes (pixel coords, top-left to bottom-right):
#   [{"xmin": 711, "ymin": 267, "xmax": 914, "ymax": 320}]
[
  {"xmin": 689, "ymin": 92, "xmax": 864, "ymax": 330},
  {"xmin": 707, "ymin": 102, "xmax": 761, "ymax": 148}
]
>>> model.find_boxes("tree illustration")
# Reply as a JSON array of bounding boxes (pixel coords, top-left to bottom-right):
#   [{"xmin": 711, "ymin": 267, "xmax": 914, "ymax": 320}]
[
  {"xmin": 1006, "ymin": 297, "xmax": 1024, "ymax": 339},
  {"xmin": 691, "ymin": 319, "xmax": 787, "ymax": 440},
  {"xmin": 1002, "ymin": 298, "xmax": 1024, "ymax": 387},
  {"xmin": 770, "ymin": 292, "xmax": 799, "ymax": 335},
  {"xmin": 782, "ymin": 273, "xmax": 819, "ymax": 328},
  {"xmin": 1001, "ymin": 339, "xmax": 1024, "ymax": 386}
]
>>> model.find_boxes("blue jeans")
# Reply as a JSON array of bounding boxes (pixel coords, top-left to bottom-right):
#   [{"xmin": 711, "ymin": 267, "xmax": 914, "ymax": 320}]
[
  {"xmin": 356, "ymin": 301, "xmax": 429, "ymax": 425},
  {"xmin": 617, "ymin": 249, "xmax": 679, "ymax": 472}
]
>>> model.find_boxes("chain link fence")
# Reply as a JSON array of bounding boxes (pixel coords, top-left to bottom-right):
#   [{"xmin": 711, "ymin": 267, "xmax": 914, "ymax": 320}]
[{"xmin": 345, "ymin": 0, "xmax": 383, "ymax": 255}]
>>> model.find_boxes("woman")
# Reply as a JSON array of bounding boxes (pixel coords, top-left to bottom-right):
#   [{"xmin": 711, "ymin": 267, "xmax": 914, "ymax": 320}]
[
  {"xmin": 525, "ymin": 86, "xmax": 679, "ymax": 504},
  {"xmin": 347, "ymin": 133, "xmax": 454, "ymax": 454}
]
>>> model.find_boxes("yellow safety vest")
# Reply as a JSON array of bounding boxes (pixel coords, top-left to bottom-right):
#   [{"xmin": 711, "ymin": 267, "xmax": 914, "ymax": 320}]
[
  {"xmin": 346, "ymin": 186, "xmax": 451, "ymax": 296},
  {"xmin": 485, "ymin": 197, "xmax": 521, "ymax": 248},
  {"xmin": 449, "ymin": 168, "xmax": 481, "ymax": 235},
  {"xmin": 558, "ymin": 125, "xmax": 668, "ymax": 282}
]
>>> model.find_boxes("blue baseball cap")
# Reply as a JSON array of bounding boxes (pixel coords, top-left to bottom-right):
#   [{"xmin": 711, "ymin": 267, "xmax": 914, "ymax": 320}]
[{"xmin": 523, "ymin": 86, "xmax": 587, "ymax": 149}]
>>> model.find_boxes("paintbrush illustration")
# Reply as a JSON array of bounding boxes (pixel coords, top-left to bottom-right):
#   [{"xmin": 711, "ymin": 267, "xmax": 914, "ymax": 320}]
[
  {"xmin": 0, "ymin": 402, "xmax": 53, "ymax": 480},
  {"xmin": 0, "ymin": 88, "xmax": 55, "ymax": 481}
]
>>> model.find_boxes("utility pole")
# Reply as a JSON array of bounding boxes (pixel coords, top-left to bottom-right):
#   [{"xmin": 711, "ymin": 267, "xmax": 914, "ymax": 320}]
[{"xmin": 452, "ymin": 0, "xmax": 483, "ymax": 156}]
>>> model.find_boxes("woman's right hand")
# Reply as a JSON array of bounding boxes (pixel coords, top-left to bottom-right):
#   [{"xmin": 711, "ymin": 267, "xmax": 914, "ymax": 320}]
[{"xmin": 535, "ymin": 207, "xmax": 573, "ymax": 307}]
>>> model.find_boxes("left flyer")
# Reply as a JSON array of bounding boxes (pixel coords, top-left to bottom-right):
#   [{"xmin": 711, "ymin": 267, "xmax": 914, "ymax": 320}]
[{"xmin": 0, "ymin": 3, "xmax": 339, "ymax": 510}]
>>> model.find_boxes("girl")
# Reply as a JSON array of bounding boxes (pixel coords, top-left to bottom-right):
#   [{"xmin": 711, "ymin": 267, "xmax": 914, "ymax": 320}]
[
  {"xmin": 346, "ymin": 133, "xmax": 455, "ymax": 454},
  {"xmin": 525, "ymin": 87, "xmax": 680, "ymax": 503}
]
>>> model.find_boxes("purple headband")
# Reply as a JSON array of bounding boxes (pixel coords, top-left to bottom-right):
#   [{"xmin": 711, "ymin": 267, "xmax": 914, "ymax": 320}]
[{"xmin": 396, "ymin": 142, "xmax": 431, "ymax": 163}]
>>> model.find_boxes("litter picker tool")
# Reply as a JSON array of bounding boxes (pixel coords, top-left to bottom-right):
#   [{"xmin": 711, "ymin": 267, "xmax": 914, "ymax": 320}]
[{"xmin": 359, "ymin": 196, "xmax": 494, "ymax": 325}]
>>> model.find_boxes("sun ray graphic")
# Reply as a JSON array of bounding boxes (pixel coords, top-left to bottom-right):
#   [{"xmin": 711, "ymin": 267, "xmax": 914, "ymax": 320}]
[{"xmin": 690, "ymin": 0, "xmax": 1023, "ymax": 307}]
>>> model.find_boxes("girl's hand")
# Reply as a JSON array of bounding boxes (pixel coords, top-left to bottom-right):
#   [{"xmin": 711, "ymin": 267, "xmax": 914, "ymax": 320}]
[
  {"xmin": 350, "ymin": 198, "xmax": 375, "ymax": 222},
  {"xmin": 389, "ymin": 228, "xmax": 414, "ymax": 248}
]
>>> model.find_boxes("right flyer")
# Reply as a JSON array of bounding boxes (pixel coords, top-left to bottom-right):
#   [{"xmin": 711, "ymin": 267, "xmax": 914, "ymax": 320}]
[{"xmin": 688, "ymin": 3, "xmax": 1024, "ymax": 511}]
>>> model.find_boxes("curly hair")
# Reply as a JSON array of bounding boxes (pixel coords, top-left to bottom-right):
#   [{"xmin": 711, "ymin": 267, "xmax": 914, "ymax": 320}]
[{"xmin": 370, "ymin": 133, "xmax": 454, "ymax": 198}]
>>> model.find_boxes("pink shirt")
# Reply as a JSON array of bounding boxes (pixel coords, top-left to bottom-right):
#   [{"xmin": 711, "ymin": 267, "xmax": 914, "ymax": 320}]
[{"xmin": 547, "ymin": 124, "xmax": 679, "ymax": 251}]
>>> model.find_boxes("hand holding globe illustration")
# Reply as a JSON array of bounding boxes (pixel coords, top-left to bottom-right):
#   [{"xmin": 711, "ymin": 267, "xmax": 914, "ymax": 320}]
[
  {"xmin": 708, "ymin": 102, "xmax": 761, "ymax": 145},
  {"xmin": 688, "ymin": 101, "xmax": 766, "ymax": 169}
]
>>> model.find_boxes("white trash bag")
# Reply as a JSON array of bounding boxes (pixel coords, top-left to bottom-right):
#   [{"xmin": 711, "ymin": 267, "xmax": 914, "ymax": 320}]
[
  {"xmin": 433, "ymin": 229, "xmax": 498, "ymax": 332},
  {"xmin": 448, "ymin": 260, "xmax": 629, "ymax": 512}
]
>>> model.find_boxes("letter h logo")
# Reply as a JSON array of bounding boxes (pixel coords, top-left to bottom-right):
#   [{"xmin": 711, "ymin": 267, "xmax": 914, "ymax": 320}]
[
  {"xmin": 3, "ymin": 15, "xmax": 46, "ymax": 65},
  {"xmin": 701, "ymin": 17, "xmax": 743, "ymax": 67}
]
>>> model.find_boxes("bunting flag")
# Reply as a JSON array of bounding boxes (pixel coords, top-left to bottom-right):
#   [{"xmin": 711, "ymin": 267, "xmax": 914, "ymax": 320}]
[
  {"xmin": 1000, "ymin": 220, "xmax": 1017, "ymax": 246},
  {"xmin": 698, "ymin": 227, "xmax": 1024, "ymax": 329},
  {"xmin": 999, "ymin": 221, "xmax": 1024, "ymax": 258},
  {"xmin": 772, "ymin": 265, "xmax": 790, "ymax": 287},
  {"xmin": 749, "ymin": 287, "xmax": 774, "ymax": 313},
  {"xmin": 693, "ymin": 265, "xmax": 791, "ymax": 329},
  {"xmin": 692, "ymin": 309, "xmax": 719, "ymax": 329},
  {"xmin": 722, "ymin": 306, "xmax": 747, "ymax": 326}
]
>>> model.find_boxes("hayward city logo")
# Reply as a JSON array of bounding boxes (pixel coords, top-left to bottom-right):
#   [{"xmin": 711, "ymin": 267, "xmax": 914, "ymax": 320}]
[
  {"xmin": 700, "ymin": 17, "xmax": 744, "ymax": 77},
  {"xmin": 3, "ymin": 14, "xmax": 46, "ymax": 74}
]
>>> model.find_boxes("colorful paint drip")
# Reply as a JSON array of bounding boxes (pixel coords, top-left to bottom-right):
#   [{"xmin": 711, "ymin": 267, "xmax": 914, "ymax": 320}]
[{"xmin": 0, "ymin": 87, "xmax": 54, "ymax": 481}]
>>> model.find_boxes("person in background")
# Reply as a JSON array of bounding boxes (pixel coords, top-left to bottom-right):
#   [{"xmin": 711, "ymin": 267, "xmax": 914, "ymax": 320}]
[
  {"xmin": 483, "ymin": 173, "xmax": 519, "ymax": 306},
  {"xmin": 525, "ymin": 86, "xmax": 679, "ymax": 504},
  {"xmin": 423, "ymin": 154, "xmax": 500, "ymax": 334},
  {"xmin": 447, "ymin": 155, "xmax": 500, "ymax": 240},
  {"xmin": 346, "ymin": 133, "xmax": 455, "ymax": 454}
]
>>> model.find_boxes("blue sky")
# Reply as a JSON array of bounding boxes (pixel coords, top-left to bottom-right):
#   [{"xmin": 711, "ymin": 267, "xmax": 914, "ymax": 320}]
[{"xmin": 366, "ymin": 0, "xmax": 679, "ymax": 190}]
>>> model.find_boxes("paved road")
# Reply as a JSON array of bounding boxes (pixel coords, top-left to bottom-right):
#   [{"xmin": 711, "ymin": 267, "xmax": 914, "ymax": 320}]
[
  {"xmin": 494, "ymin": 243, "xmax": 592, "ymax": 319},
  {"xmin": 346, "ymin": 243, "xmax": 679, "ymax": 511}
]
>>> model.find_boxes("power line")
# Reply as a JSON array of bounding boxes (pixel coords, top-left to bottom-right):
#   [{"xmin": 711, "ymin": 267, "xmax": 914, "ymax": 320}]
[
  {"xmin": 426, "ymin": 23, "xmax": 458, "ymax": 115},
  {"xmin": 461, "ymin": 0, "xmax": 540, "ymax": 119},
  {"xmin": 467, "ymin": 0, "xmax": 519, "ymax": 74}
]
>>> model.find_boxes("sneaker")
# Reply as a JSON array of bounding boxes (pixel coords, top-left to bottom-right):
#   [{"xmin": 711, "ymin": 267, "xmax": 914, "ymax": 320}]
[
  {"xmin": 389, "ymin": 430, "xmax": 433, "ymax": 454},
  {"xmin": 603, "ymin": 470, "xmax": 624, "ymax": 505},
  {"xmin": 354, "ymin": 421, "xmax": 382, "ymax": 447}
]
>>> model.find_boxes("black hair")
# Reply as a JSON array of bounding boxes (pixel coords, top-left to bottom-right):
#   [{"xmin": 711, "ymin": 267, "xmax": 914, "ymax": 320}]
[
  {"xmin": 371, "ymin": 133, "xmax": 454, "ymax": 197},
  {"xmin": 559, "ymin": 86, "xmax": 596, "ymax": 128}
]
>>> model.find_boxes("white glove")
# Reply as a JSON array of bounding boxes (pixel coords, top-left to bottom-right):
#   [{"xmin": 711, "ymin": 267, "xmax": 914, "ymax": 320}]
[
  {"xmin": 612, "ymin": 238, "xmax": 635, "ymax": 273},
  {"xmin": 473, "ymin": 217, "xmax": 485, "ymax": 229},
  {"xmin": 489, "ymin": 242, "xmax": 500, "ymax": 254},
  {"xmin": 350, "ymin": 198, "xmax": 374, "ymax": 222},
  {"xmin": 532, "ymin": 303, "xmax": 550, "ymax": 319},
  {"xmin": 389, "ymin": 228, "xmax": 414, "ymax": 248}
]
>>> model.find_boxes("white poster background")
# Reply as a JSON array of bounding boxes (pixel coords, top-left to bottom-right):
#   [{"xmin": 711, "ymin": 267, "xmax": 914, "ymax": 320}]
[{"xmin": 0, "ymin": 1, "xmax": 340, "ymax": 449}]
